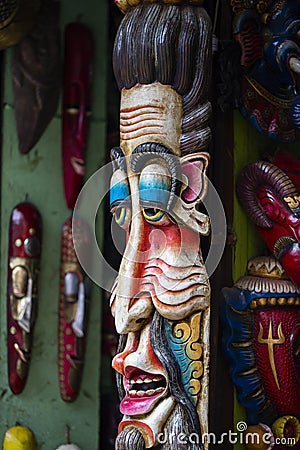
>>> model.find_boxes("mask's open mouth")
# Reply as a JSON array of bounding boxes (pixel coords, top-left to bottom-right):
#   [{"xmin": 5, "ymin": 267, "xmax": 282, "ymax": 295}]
[
  {"xmin": 121, "ymin": 367, "xmax": 168, "ymax": 416},
  {"xmin": 127, "ymin": 372, "xmax": 166, "ymax": 398}
]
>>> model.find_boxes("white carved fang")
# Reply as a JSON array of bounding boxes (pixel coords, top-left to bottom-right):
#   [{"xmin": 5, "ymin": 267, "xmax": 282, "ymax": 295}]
[
  {"xmin": 289, "ymin": 56, "xmax": 300, "ymax": 74},
  {"xmin": 137, "ymin": 391, "xmax": 145, "ymax": 397},
  {"xmin": 135, "ymin": 379, "xmax": 144, "ymax": 384}
]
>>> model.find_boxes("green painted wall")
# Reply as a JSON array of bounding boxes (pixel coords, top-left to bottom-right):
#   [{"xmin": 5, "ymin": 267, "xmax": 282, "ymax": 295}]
[{"xmin": 0, "ymin": 1, "xmax": 107, "ymax": 448}]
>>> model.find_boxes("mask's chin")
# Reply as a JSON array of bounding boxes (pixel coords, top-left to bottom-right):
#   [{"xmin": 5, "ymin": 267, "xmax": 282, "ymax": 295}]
[{"xmin": 118, "ymin": 395, "xmax": 175, "ymax": 448}]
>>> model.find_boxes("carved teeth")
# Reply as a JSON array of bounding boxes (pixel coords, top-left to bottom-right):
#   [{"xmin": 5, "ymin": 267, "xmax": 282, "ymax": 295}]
[
  {"xmin": 131, "ymin": 376, "xmax": 162, "ymax": 383},
  {"xmin": 145, "ymin": 389, "xmax": 155, "ymax": 396},
  {"xmin": 128, "ymin": 386, "xmax": 166, "ymax": 397},
  {"xmin": 155, "ymin": 387, "xmax": 165, "ymax": 394},
  {"xmin": 129, "ymin": 389, "xmax": 137, "ymax": 395}
]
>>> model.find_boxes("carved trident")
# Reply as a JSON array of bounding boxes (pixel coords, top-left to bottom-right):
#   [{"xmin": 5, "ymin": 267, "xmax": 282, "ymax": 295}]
[{"xmin": 257, "ymin": 321, "xmax": 285, "ymax": 390}]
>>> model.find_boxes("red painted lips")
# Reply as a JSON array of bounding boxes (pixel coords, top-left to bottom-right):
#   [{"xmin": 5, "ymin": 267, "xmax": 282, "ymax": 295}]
[{"xmin": 120, "ymin": 367, "xmax": 167, "ymax": 416}]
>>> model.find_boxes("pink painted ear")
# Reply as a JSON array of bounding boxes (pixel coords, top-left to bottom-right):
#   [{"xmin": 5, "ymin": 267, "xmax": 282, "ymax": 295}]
[{"xmin": 181, "ymin": 153, "xmax": 210, "ymax": 203}]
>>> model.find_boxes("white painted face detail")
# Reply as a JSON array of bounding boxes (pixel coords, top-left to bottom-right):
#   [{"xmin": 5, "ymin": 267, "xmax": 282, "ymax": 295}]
[{"xmin": 120, "ymin": 82, "xmax": 182, "ymax": 156}]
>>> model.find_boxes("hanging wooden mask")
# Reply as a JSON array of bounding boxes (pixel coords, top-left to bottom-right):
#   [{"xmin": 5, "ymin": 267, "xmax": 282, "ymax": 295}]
[
  {"xmin": 7, "ymin": 202, "xmax": 42, "ymax": 394},
  {"xmin": 229, "ymin": 0, "xmax": 300, "ymax": 143},
  {"xmin": 12, "ymin": 0, "xmax": 60, "ymax": 154},
  {"xmin": 236, "ymin": 155, "xmax": 300, "ymax": 287},
  {"xmin": 0, "ymin": 0, "xmax": 40, "ymax": 50},
  {"xmin": 62, "ymin": 23, "xmax": 93, "ymax": 210},
  {"xmin": 109, "ymin": 1, "xmax": 212, "ymax": 448},
  {"xmin": 58, "ymin": 216, "xmax": 91, "ymax": 402}
]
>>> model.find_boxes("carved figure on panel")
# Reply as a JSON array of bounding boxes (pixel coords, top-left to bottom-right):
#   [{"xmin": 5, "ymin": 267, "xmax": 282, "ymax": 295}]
[
  {"xmin": 62, "ymin": 23, "xmax": 93, "ymax": 210},
  {"xmin": 221, "ymin": 256, "xmax": 300, "ymax": 449},
  {"xmin": 109, "ymin": 1, "xmax": 212, "ymax": 449},
  {"xmin": 7, "ymin": 202, "xmax": 42, "ymax": 394},
  {"xmin": 58, "ymin": 217, "xmax": 91, "ymax": 402},
  {"xmin": 229, "ymin": 0, "xmax": 300, "ymax": 142}
]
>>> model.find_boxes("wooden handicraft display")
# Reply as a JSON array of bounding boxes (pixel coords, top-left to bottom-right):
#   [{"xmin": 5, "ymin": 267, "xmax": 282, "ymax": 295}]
[
  {"xmin": 58, "ymin": 217, "xmax": 91, "ymax": 402},
  {"xmin": 7, "ymin": 202, "xmax": 42, "ymax": 394},
  {"xmin": 229, "ymin": 0, "xmax": 300, "ymax": 143},
  {"xmin": 12, "ymin": 0, "xmax": 60, "ymax": 154},
  {"xmin": 109, "ymin": 1, "xmax": 212, "ymax": 448},
  {"xmin": 221, "ymin": 151, "xmax": 300, "ymax": 448},
  {"xmin": 62, "ymin": 23, "xmax": 93, "ymax": 210}
]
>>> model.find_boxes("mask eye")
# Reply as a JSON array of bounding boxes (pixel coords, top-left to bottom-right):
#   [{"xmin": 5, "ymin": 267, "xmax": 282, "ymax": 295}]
[
  {"xmin": 113, "ymin": 206, "xmax": 131, "ymax": 230},
  {"xmin": 143, "ymin": 208, "xmax": 164, "ymax": 221},
  {"xmin": 142, "ymin": 208, "xmax": 172, "ymax": 226}
]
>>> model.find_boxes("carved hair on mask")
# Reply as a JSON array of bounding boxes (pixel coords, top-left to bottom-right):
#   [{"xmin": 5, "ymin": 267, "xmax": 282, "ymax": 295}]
[{"xmin": 110, "ymin": 1, "xmax": 212, "ymax": 449}]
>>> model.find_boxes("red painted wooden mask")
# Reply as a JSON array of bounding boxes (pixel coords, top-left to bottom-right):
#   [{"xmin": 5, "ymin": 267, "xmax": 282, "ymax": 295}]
[
  {"xmin": 62, "ymin": 23, "xmax": 93, "ymax": 210},
  {"xmin": 58, "ymin": 216, "xmax": 91, "ymax": 402},
  {"xmin": 7, "ymin": 202, "xmax": 42, "ymax": 394},
  {"xmin": 237, "ymin": 154, "xmax": 300, "ymax": 287}
]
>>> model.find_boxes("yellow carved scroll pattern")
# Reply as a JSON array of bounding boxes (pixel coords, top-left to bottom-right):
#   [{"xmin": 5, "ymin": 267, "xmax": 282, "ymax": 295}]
[{"xmin": 171, "ymin": 312, "xmax": 203, "ymax": 402}]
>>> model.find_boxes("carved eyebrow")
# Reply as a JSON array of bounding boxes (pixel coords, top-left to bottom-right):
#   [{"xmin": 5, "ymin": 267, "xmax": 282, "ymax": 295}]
[
  {"xmin": 130, "ymin": 142, "xmax": 182, "ymax": 211},
  {"xmin": 110, "ymin": 146, "xmax": 127, "ymax": 173}
]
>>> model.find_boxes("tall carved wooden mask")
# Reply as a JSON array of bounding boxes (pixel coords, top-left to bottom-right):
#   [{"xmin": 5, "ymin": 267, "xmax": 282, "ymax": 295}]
[{"xmin": 109, "ymin": 1, "xmax": 212, "ymax": 448}]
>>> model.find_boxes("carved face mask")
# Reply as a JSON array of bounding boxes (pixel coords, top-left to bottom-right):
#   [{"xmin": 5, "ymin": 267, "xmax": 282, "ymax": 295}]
[
  {"xmin": 7, "ymin": 202, "xmax": 42, "ymax": 395},
  {"xmin": 109, "ymin": 83, "xmax": 210, "ymax": 448},
  {"xmin": 62, "ymin": 23, "xmax": 93, "ymax": 210},
  {"xmin": 231, "ymin": 0, "xmax": 300, "ymax": 142},
  {"xmin": 237, "ymin": 157, "xmax": 300, "ymax": 287}
]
